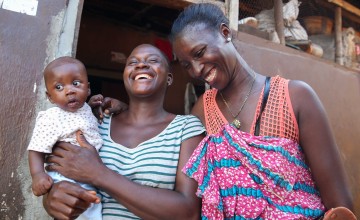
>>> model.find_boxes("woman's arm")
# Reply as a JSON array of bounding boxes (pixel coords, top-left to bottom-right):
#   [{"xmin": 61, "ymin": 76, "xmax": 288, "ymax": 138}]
[
  {"xmin": 47, "ymin": 131, "xmax": 203, "ymax": 220},
  {"xmin": 289, "ymin": 80, "xmax": 353, "ymax": 210},
  {"xmin": 98, "ymin": 134, "xmax": 203, "ymax": 220}
]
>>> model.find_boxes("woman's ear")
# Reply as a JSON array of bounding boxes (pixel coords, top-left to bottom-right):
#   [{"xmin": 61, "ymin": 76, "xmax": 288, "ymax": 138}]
[
  {"xmin": 220, "ymin": 23, "xmax": 232, "ymax": 42},
  {"xmin": 167, "ymin": 73, "xmax": 173, "ymax": 86}
]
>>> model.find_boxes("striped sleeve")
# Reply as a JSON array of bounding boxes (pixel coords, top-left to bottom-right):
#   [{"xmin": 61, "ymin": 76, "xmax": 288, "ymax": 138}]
[{"xmin": 180, "ymin": 115, "xmax": 206, "ymax": 142}]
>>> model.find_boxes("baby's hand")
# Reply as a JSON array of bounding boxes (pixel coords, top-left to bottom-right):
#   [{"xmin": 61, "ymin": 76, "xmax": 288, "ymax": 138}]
[
  {"xmin": 88, "ymin": 94, "xmax": 105, "ymax": 123},
  {"xmin": 88, "ymin": 94, "xmax": 128, "ymax": 123},
  {"xmin": 31, "ymin": 172, "xmax": 53, "ymax": 196},
  {"xmin": 88, "ymin": 191, "xmax": 101, "ymax": 204}
]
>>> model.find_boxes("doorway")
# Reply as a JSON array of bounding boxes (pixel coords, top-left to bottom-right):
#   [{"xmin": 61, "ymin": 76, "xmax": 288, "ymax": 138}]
[{"xmin": 75, "ymin": 0, "xmax": 203, "ymax": 114}]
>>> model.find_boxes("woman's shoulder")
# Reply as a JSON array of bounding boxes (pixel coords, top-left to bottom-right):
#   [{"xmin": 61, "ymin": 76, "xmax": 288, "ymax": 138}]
[
  {"xmin": 175, "ymin": 114, "xmax": 197, "ymax": 119},
  {"xmin": 172, "ymin": 115, "xmax": 205, "ymax": 141},
  {"xmin": 287, "ymin": 78, "xmax": 322, "ymax": 115},
  {"xmin": 174, "ymin": 114, "xmax": 203, "ymax": 125},
  {"xmin": 173, "ymin": 114, "xmax": 205, "ymax": 130},
  {"xmin": 269, "ymin": 75, "xmax": 317, "ymax": 101},
  {"xmin": 287, "ymin": 79, "xmax": 318, "ymax": 100}
]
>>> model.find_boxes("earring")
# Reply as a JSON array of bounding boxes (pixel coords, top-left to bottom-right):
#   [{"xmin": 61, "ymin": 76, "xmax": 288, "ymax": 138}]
[{"xmin": 226, "ymin": 37, "xmax": 232, "ymax": 42}]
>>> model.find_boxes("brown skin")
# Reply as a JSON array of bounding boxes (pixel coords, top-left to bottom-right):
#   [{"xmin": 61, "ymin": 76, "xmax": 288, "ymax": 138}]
[
  {"xmin": 29, "ymin": 151, "xmax": 53, "ymax": 196},
  {"xmin": 43, "ymin": 179, "xmax": 100, "ymax": 219},
  {"xmin": 43, "ymin": 44, "xmax": 203, "ymax": 220},
  {"xmin": 173, "ymin": 23, "xmax": 352, "ymax": 210},
  {"xmin": 45, "ymin": 62, "xmax": 91, "ymax": 112},
  {"xmin": 88, "ymin": 94, "xmax": 128, "ymax": 123},
  {"xmin": 76, "ymin": 23, "xmax": 353, "ymax": 214},
  {"xmin": 323, "ymin": 207, "xmax": 357, "ymax": 220},
  {"xmin": 29, "ymin": 60, "xmax": 91, "ymax": 196}
]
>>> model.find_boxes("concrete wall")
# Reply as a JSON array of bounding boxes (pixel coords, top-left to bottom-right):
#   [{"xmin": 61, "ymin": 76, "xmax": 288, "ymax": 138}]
[
  {"xmin": 0, "ymin": 0, "xmax": 82, "ymax": 219},
  {"xmin": 235, "ymin": 31, "xmax": 360, "ymax": 216}
]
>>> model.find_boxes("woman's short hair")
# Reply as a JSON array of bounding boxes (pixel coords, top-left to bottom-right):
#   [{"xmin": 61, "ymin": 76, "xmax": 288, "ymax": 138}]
[{"xmin": 170, "ymin": 3, "xmax": 229, "ymax": 42}]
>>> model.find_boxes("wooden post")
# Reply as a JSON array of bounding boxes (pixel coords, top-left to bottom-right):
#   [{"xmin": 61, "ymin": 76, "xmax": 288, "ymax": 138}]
[
  {"xmin": 274, "ymin": 0, "xmax": 285, "ymax": 45},
  {"xmin": 225, "ymin": 0, "xmax": 239, "ymax": 32},
  {"xmin": 328, "ymin": 0, "xmax": 360, "ymax": 17},
  {"xmin": 335, "ymin": 6, "xmax": 343, "ymax": 65}
]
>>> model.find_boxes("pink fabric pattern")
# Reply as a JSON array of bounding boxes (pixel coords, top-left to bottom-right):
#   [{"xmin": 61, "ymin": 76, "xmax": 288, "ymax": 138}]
[{"xmin": 183, "ymin": 124, "xmax": 325, "ymax": 220}]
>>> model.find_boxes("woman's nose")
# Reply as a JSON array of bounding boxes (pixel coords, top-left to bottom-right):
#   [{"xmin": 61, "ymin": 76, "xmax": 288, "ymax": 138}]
[
  {"xmin": 136, "ymin": 60, "xmax": 149, "ymax": 68},
  {"xmin": 191, "ymin": 61, "xmax": 203, "ymax": 78}
]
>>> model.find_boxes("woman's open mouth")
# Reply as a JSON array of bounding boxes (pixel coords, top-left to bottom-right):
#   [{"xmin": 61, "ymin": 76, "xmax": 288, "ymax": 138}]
[
  {"xmin": 204, "ymin": 68, "xmax": 217, "ymax": 83},
  {"xmin": 134, "ymin": 73, "xmax": 154, "ymax": 80}
]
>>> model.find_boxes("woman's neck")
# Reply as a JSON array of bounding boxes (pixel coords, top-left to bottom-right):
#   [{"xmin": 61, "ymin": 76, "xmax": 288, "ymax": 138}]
[
  {"xmin": 125, "ymin": 99, "xmax": 170, "ymax": 124},
  {"xmin": 222, "ymin": 62, "xmax": 256, "ymax": 98}
]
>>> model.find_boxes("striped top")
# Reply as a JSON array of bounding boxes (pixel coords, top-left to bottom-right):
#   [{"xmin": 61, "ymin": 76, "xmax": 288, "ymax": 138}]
[{"xmin": 98, "ymin": 114, "xmax": 205, "ymax": 219}]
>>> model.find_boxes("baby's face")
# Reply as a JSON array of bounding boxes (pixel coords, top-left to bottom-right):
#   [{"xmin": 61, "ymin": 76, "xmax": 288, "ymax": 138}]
[{"xmin": 45, "ymin": 62, "xmax": 90, "ymax": 112}]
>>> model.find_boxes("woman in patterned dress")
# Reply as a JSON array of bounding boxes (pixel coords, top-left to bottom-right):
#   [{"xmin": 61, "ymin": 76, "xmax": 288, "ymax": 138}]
[{"xmin": 168, "ymin": 3, "xmax": 354, "ymax": 220}]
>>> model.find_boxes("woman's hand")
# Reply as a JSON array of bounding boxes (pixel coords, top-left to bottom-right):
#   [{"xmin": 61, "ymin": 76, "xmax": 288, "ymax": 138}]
[
  {"xmin": 88, "ymin": 94, "xmax": 128, "ymax": 123},
  {"xmin": 46, "ymin": 131, "xmax": 107, "ymax": 185},
  {"xmin": 43, "ymin": 181, "xmax": 99, "ymax": 220}
]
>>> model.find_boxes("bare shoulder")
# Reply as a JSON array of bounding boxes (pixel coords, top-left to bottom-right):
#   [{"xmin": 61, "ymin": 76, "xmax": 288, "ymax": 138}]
[
  {"xmin": 287, "ymin": 79, "xmax": 323, "ymax": 116},
  {"xmin": 288, "ymin": 79, "xmax": 331, "ymax": 145},
  {"xmin": 288, "ymin": 79, "xmax": 317, "ymax": 100}
]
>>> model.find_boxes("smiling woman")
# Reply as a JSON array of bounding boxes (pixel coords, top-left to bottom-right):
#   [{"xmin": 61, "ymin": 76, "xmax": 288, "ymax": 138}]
[
  {"xmin": 169, "ymin": 3, "xmax": 355, "ymax": 219},
  {"xmin": 123, "ymin": 45, "xmax": 173, "ymax": 95},
  {"xmin": 123, "ymin": 44, "xmax": 173, "ymax": 97},
  {"xmin": 42, "ymin": 44, "xmax": 205, "ymax": 220}
]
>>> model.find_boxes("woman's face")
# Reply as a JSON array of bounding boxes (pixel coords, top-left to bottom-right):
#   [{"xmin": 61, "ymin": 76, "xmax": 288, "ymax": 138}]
[
  {"xmin": 172, "ymin": 23, "xmax": 234, "ymax": 90},
  {"xmin": 123, "ymin": 44, "xmax": 171, "ymax": 98}
]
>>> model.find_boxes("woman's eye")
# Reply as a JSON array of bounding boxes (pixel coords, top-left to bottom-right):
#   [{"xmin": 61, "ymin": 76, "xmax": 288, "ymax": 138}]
[
  {"xmin": 181, "ymin": 62, "xmax": 190, "ymax": 70},
  {"xmin": 148, "ymin": 59, "xmax": 158, "ymax": 63},
  {"xmin": 127, "ymin": 60, "xmax": 137, "ymax": 65},
  {"xmin": 73, "ymin": 81, "xmax": 81, "ymax": 86},
  {"xmin": 195, "ymin": 48, "xmax": 204, "ymax": 58},
  {"xmin": 55, "ymin": 84, "xmax": 63, "ymax": 90}
]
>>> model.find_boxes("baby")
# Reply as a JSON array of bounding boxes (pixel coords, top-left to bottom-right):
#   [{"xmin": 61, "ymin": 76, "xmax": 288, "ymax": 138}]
[{"xmin": 27, "ymin": 56, "xmax": 102, "ymax": 220}]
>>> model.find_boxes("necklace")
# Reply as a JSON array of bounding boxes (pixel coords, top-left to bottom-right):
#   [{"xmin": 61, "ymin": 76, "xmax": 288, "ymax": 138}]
[{"xmin": 220, "ymin": 73, "xmax": 256, "ymax": 129}]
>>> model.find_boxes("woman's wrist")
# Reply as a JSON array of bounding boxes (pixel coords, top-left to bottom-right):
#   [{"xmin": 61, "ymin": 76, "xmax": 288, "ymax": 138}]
[{"xmin": 91, "ymin": 163, "xmax": 114, "ymax": 188}]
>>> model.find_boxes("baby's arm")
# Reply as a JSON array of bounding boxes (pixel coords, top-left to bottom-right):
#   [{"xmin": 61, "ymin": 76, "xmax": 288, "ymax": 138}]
[
  {"xmin": 28, "ymin": 150, "xmax": 53, "ymax": 196},
  {"xmin": 88, "ymin": 94, "xmax": 128, "ymax": 123}
]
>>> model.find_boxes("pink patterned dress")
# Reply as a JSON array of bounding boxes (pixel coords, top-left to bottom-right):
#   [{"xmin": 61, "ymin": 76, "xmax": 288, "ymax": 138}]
[
  {"xmin": 183, "ymin": 124, "xmax": 325, "ymax": 219},
  {"xmin": 183, "ymin": 76, "xmax": 325, "ymax": 219}
]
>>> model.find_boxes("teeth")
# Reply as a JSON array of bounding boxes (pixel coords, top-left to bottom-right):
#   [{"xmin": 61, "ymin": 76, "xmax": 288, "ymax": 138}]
[
  {"xmin": 135, "ymin": 74, "xmax": 153, "ymax": 80},
  {"xmin": 205, "ymin": 69, "xmax": 217, "ymax": 82}
]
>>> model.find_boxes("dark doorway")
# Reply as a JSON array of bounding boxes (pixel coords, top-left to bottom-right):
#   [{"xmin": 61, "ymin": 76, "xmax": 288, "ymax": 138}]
[{"xmin": 75, "ymin": 0, "xmax": 199, "ymax": 114}]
